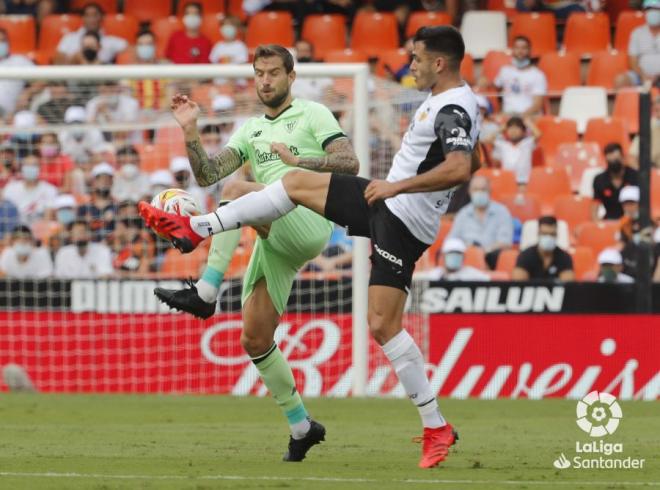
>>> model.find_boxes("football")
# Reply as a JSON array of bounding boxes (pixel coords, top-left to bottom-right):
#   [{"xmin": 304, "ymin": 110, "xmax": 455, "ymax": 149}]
[{"xmin": 150, "ymin": 188, "xmax": 201, "ymax": 217}]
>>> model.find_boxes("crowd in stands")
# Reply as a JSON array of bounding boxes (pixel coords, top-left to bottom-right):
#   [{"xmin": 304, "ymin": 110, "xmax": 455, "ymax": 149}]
[{"xmin": 0, "ymin": 0, "xmax": 659, "ymax": 283}]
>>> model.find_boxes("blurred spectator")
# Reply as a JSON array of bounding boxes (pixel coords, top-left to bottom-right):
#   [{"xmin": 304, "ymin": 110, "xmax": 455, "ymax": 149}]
[
  {"xmin": 54, "ymin": 2, "xmax": 127, "ymax": 65},
  {"xmin": 112, "ymin": 145, "xmax": 150, "ymax": 202},
  {"xmin": 52, "ymin": 193, "xmax": 77, "ymax": 229},
  {"xmin": 476, "ymin": 95, "xmax": 500, "ymax": 142},
  {"xmin": 38, "ymin": 133, "xmax": 74, "ymax": 191},
  {"xmin": 592, "ymin": 143, "xmax": 639, "ymax": 220},
  {"xmin": 59, "ymin": 106, "xmax": 105, "ymax": 165},
  {"xmin": 54, "ymin": 219, "xmax": 113, "ymax": 278},
  {"xmin": 0, "ymin": 143, "xmax": 18, "ymax": 187},
  {"xmin": 486, "ymin": 116, "xmax": 540, "ymax": 187},
  {"xmin": 10, "ymin": 110, "xmax": 39, "ymax": 158},
  {"xmin": 210, "ymin": 16, "xmax": 248, "ymax": 65},
  {"xmin": 0, "ymin": 28, "xmax": 34, "ymax": 119},
  {"xmin": 35, "ymin": 81, "xmax": 75, "ymax": 124},
  {"xmin": 291, "ymin": 40, "xmax": 333, "ymax": 102},
  {"xmin": 387, "ymin": 38, "xmax": 416, "ymax": 89},
  {"xmin": 306, "ymin": 224, "xmax": 353, "ymax": 273},
  {"xmin": 134, "ymin": 30, "xmax": 158, "ymax": 64},
  {"xmin": 615, "ymin": 0, "xmax": 660, "ymax": 88},
  {"xmin": 515, "ymin": 0, "xmax": 596, "ymax": 20},
  {"xmin": 166, "ymin": 2, "xmax": 212, "ymax": 64},
  {"xmin": 69, "ymin": 30, "xmax": 103, "ymax": 66},
  {"xmin": 449, "ymin": 175, "xmax": 514, "ymax": 269},
  {"xmin": 0, "ymin": 225, "xmax": 52, "ymax": 279},
  {"xmin": 617, "ymin": 185, "xmax": 653, "ymax": 279},
  {"xmin": 0, "ymin": 200, "xmax": 19, "ymax": 240},
  {"xmin": 2, "ymin": 153, "xmax": 58, "ymax": 225},
  {"xmin": 597, "ymin": 248, "xmax": 634, "ymax": 283},
  {"xmin": 147, "ymin": 170, "xmax": 175, "ymax": 200},
  {"xmin": 109, "ymin": 201, "xmax": 155, "ymax": 275},
  {"xmin": 86, "ymin": 81, "xmax": 139, "ymax": 124},
  {"xmin": 169, "ymin": 157, "xmax": 209, "ymax": 212},
  {"xmin": 512, "ymin": 216, "xmax": 574, "ymax": 281},
  {"xmin": 482, "ymin": 36, "xmax": 546, "ymax": 117},
  {"xmin": 629, "ymin": 94, "xmax": 660, "ymax": 168},
  {"xmin": 416, "ymin": 237, "xmax": 491, "ymax": 281},
  {"xmin": 76, "ymin": 162, "xmax": 117, "ymax": 241},
  {"xmin": 200, "ymin": 124, "xmax": 223, "ymax": 156}
]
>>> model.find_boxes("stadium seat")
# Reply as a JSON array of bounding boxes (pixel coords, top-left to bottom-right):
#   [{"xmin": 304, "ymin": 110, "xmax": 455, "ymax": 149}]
[
  {"xmin": 301, "ymin": 15, "xmax": 346, "ymax": 60},
  {"xmin": 575, "ymin": 221, "xmax": 620, "ymax": 254},
  {"xmin": 376, "ymin": 48, "xmax": 409, "ymax": 78},
  {"xmin": 553, "ymin": 142, "xmax": 605, "ymax": 192},
  {"xmin": 559, "ymin": 86, "xmax": 608, "ymax": 133},
  {"xmin": 152, "ymin": 17, "xmax": 183, "ymax": 58},
  {"xmin": 154, "ymin": 126, "xmax": 186, "ymax": 151},
  {"xmin": 417, "ymin": 217, "xmax": 453, "ymax": 270},
  {"xmin": 0, "ymin": 15, "xmax": 36, "ymax": 54},
  {"xmin": 123, "ymin": 0, "xmax": 171, "ymax": 23},
  {"xmin": 102, "ymin": 14, "xmax": 139, "ymax": 43},
  {"xmin": 475, "ymin": 168, "xmax": 517, "ymax": 201},
  {"xmin": 461, "ymin": 11, "xmax": 507, "ymax": 59},
  {"xmin": 115, "ymin": 49, "xmax": 135, "ymax": 64},
  {"xmin": 26, "ymin": 49, "xmax": 53, "ymax": 65},
  {"xmin": 70, "ymin": 0, "xmax": 117, "ymax": 13},
  {"xmin": 460, "ymin": 53, "xmax": 475, "ymax": 85},
  {"xmin": 569, "ymin": 246, "xmax": 597, "ymax": 280},
  {"xmin": 159, "ymin": 246, "xmax": 208, "ymax": 279},
  {"xmin": 536, "ymin": 116, "xmax": 578, "ymax": 165},
  {"xmin": 509, "ymin": 13, "xmax": 556, "ymax": 57},
  {"xmin": 538, "ymin": 52, "xmax": 581, "ymax": 95},
  {"xmin": 583, "ymin": 117, "xmax": 630, "ymax": 154},
  {"xmin": 481, "ymin": 50, "xmax": 512, "ymax": 83},
  {"xmin": 553, "ymin": 195, "xmax": 594, "ymax": 233},
  {"xmin": 351, "ymin": 11, "xmax": 399, "ymax": 57},
  {"xmin": 201, "ymin": 13, "xmax": 226, "ymax": 45},
  {"xmin": 324, "ymin": 49, "xmax": 368, "ymax": 63},
  {"xmin": 177, "ymin": 0, "xmax": 224, "ymax": 17},
  {"xmin": 406, "ymin": 11, "xmax": 451, "ymax": 38},
  {"xmin": 586, "ymin": 50, "xmax": 628, "ymax": 90},
  {"xmin": 496, "ymin": 248, "xmax": 519, "ymax": 274},
  {"xmin": 527, "ymin": 167, "xmax": 572, "ymax": 214},
  {"xmin": 520, "ymin": 218, "xmax": 570, "ymax": 250},
  {"xmin": 612, "ymin": 89, "xmax": 640, "ymax": 134},
  {"xmin": 500, "ymin": 193, "xmax": 542, "ymax": 222},
  {"xmin": 226, "ymin": 0, "xmax": 247, "ymax": 21},
  {"xmin": 246, "ymin": 11, "xmax": 294, "ymax": 49},
  {"xmin": 135, "ymin": 143, "xmax": 173, "ymax": 173},
  {"xmin": 652, "ymin": 168, "xmax": 660, "ymax": 219},
  {"xmin": 487, "ymin": 0, "xmax": 518, "ymax": 18},
  {"xmin": 563, "ymin": 12, "xmax": 611, "ymax": 57},
  {"xmin": 578, "ymin": 167, "xmax": 605, "ymax": 198},
  {"xmin": 38, "ymin": 14, "xmax": 82, "ymax": 55},
  {"xmin": 614, "ymin": 10, "xmax": 645, "ymax": 51}
]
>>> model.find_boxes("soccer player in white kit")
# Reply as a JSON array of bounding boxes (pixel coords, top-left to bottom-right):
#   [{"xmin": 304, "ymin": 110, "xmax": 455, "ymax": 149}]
[{"xmin": 140, "ymin": 25, "xmax": 481, "ymax": 468}]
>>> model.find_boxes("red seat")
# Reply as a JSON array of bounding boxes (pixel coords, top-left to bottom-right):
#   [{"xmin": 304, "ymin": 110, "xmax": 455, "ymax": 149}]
[
  {"xmin": 500, "ymin": 193, "xmax": 542, "ymax": 222},
  {"xmin": 376, "ymin": 48, "xmax": 409, "ymax": 78},
  {"xmin": 481, "ymin": 50, "xmax": 512, "ymax": 83},
  {"xmin": 586, "ymin": 50, "xmax": 628, "ymax": 89},
  {"xmin": 496, "ymin": 248, "xmax": 519, "ymax": 274},
  {"xmin": 509, "ymin": 13, "xmax": 556, "ymax": 57},
  {"xmin": 301, "ymin": 14, "xmax": 346, "ymax": 60},
  {"xmin": 461, "ymin": 53, "xmax": 475, "ymax": 85},
  {"xmin": 246, "ymin": 11, "xmax": 294, "ymax": 49},
  {"xmin": 553, "ymin": 195, "xmax": 594, "ymax": 234},
  {"xmin": 614, "ymin": 10, "xmax": 645, "ymax": 51},
  {"xmin": 351, "ymin": 11, "xmax": 399, "ymax": 57},
  {"xmin": 583, "ymin": 117, "xmax": 630, "ymax": 154},
  {"xmin": 553, "ymin": 142, "xmax": 605, "ymax": 192},
  {"xmin": 569, "ymin": 246, "xmax": 597, "ymax": 280},
  {"xmin": 564, "ymin": 12, "xmax": 610, "ymax": 57},
  {"xmin": 0, "ymin": 15, "xmax": 36, "ymax": 53},
  {"xmin": 102, "ymin": 13, "xmax": 139, "ymax": 43},
  {"xmin": 612, "ymin": 89, "xmax": 640, "ymax": 134},
  {"xmin": 475, "ymin": 168, "xmax": 517, "ymax": 201},
  {"xmin": 176, "ymin": 0, "xmax": 224, "ymax": 17},
  {"xmin": 151, "ymin": 16, "xmax": 183, "ymax": 58},
  {"xmin": 536, "ymin": 116, "xmax": 578, "ymax": 165},
  {"xmin": 406, "ymin": 11, "xmax": 451, "ymax": 38},
  {"xmin": 39, "ymin": 14, "xmax": 82, "ymax": 55},
  {"xmin": 538, "ymin": 51, "xmax": 581, "ymax": 94},
  {"xmin": 200, "ymin": 13, "xmax": 227, "ymax": 45},
  {"xmin": 527, "ymin": 167, "xmax": 572, "ymax": 214},
  {"xmin": 575, "ymin": 221, "xmax": 620, "ymax": 254},
  {"xmin": 324, "ymin": 48, "xmax": 368, "ymax": 63},
  {"xmin": 123, "ymin": 0, "xmax": 171, "ymax": 23}
]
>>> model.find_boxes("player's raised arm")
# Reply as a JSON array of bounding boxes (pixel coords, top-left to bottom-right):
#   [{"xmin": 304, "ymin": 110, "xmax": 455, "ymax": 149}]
[
  {"xmin": 172, "ymin": 93, "xmax": 243, "ymax": 187},
  {"xmin": 271, "ymin": 137, "xmax": 359, "ymax": 175}
]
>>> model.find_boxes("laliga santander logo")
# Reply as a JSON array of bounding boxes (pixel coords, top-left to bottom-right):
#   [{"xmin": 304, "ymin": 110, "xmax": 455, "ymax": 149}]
[{"xmin": 576, "ymin": 391, "xmax": 623, "ymax": 437}]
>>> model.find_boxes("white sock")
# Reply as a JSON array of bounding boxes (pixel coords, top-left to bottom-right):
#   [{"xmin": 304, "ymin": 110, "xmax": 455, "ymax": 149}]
[
  {"xmin": 290, "ymin": 417, "xmax": 312, "ymax": 440},
  {"xmin": 189, "ymin": 180, "xmax": 295, "ymax": 237},
  {"xmin": 195, "ymin": 279, "xmax": 218, "ymax": 303},
  {"xmin": 382, "ymin": 329, "xmax": 446, "ymax": 429}
]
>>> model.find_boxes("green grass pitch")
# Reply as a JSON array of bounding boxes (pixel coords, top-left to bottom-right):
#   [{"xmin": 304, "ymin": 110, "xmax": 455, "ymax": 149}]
[{"xmin": 0, "ymin": 395, "xmax": 657, "ymax": 489}]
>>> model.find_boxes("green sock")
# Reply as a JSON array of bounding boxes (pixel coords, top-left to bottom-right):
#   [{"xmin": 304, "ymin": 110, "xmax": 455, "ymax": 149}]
[
  {"xmin": 252, "ymin": 343, "xmax": 311, "ymax": 438},
  {"xmin": 195, "ymin": 229, "xmax": 241, "ymax": 303}
]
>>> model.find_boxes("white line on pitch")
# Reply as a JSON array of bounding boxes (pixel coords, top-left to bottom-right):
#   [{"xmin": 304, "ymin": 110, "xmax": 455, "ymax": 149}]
[{"xmin": 0, "ymin": 471, "xmax": 658, "ymax": 486}]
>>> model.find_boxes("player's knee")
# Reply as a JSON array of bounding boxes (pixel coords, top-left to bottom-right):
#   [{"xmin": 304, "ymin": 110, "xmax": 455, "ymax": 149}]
[
  {"xmin": 240, "ymin": 331, "xmax": 272, "ymax": 357},
  {"xmin": 367, "ymin": 311, "xmax": 391, "ymax": 345}
]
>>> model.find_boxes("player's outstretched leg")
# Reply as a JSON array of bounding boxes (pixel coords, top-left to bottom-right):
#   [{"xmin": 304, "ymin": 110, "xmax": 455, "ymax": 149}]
[{"xmin": 369, "ymin": 285, "xmax": 457, "ymax": 469}]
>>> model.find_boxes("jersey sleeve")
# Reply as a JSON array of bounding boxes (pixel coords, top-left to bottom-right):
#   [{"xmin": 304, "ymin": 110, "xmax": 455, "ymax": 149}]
[
  {"xmin": 307, "ymin": 102, "xmax": 346, "ymax": 150},
  {"xmin": 224, "ymin": 123, "xmax": 250, "ymax": 162},
  {"xmin": 434, "ymin": 104, "xmax": 475, "ymax": 155}
]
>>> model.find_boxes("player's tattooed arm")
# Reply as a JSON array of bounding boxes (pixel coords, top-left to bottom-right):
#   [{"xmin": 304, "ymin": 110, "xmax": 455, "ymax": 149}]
[
  {"xmin": 185, "ymin": 140, "xmax": 243, "ymax": 187},
  {"xmin": 270, "ymin": 137, "xmax": 360, "ymax": 175}
]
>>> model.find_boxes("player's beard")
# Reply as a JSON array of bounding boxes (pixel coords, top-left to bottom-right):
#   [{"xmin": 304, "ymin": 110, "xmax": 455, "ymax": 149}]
[{"xmin": 258, "ymin": 86, "xmax": 290, "ymax": 109}]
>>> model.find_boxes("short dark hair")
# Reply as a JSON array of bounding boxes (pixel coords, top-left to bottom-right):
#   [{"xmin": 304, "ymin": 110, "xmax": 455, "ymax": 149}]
[
  {"xmin": 506, "ymin": 116, "xmax": 526, "ymax": 131},
  {"xmin": 83, "ymin": 30, "xmax": 101, "ymax": 43},
  {"xmin": 12, "ymin": 224, "xmax": 32, "ymax": 237},
  {"xmin": 253, "ymin": 44, "xmax": 294, "ymax": 73},
  {"xmin": 201, "ymin": 124, "xmax": 221, "ymax": 135},
  {"xmin": 538, "ymin": 215, "xmax": 557, "ymax": 227},
  {"xmin": 183, "ymin": 1, "xmax": 203, "ymax": 14},
  {"xmin": 117, "ymin": 145, "xmax": 139, "ymax": 159},
  {"xmin": 82, "ymin": 2, "xmax": 104, "ymax": 15},
  {"xmin": 513, "ymin": 35, "xmax": 531, "ymax": 47},
  {"xmin": 137, "ymin": 30, "xmax": 156, "ymax": 41},
  {"xmin": 413, "ymin": 25, "xmax": 465, "ymax": 70},
  {"xmin": 603, "ymin": 142, "xmax": 623, "ymax": 156}
]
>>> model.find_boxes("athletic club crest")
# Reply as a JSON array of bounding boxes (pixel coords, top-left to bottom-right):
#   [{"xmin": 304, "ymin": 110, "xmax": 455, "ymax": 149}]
[{"xmin": 285, "ymin": 120, "xmax": 298, "ymax": 133}]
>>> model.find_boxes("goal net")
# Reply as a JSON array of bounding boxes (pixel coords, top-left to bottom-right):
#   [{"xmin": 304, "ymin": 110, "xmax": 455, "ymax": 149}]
[{"xmin": 0, "ymin": 63, "xmax": 429, "ymax": 398}]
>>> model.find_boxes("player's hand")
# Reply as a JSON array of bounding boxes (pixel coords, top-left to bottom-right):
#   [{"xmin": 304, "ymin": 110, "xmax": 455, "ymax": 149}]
[
  {"xmin": 364, "ymin": 179, "xmax": 402, "ymax": 206},
  {"xmin": 271, "ymin": 142, "xmax": 299, "ymax": 166},
  {"xmin": 171, "ymin": 93, "xmax": 200, "ymax": 132}
]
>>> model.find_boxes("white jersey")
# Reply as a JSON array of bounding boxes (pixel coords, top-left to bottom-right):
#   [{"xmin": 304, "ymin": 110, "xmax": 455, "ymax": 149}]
[{"xmin": 385, "ymin": 84, "xmax": 479, "ymax": 244}]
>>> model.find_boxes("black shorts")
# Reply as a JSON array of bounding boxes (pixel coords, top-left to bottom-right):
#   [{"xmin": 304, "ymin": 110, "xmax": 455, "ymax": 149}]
[{"xmin": 324, "ymin": 174, "xmax": 428, "ymax": 292}]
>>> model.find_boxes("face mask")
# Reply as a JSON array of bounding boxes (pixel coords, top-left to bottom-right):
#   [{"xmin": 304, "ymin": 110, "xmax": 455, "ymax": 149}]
[
  {"xmin": 82, "ymin": 48, "xmax": 98, "ymax": 62},
  {"xmin": 0, "ymin": 41, "xmax": 9, "ymax": 58},
  {"xmin": 40, "ymin": 144, "xmax": 59, "ymax": 158},
  {"xmin": 471, "ymin": 190, "xmax": 490, "ymax": 208},
  {"xmin": 220, "ymin": 24, "xmax": 237, "ymax": 40},
  {"xmin": 14, "ymin": 242, "xmax": 32, "ymax": 258},
  {"xmin": 136, "ymin": 44, "xmax": 155, "ymax": 61},
  {"xmin": 183, "ymin": 14, "xmax": 202, "ymax": 30},
  {"xmin": 607, "ymin": 159, "xmax": 623, "ymax": 174},
  {"xmin": 75, "ymin": 240, "xmax": 89, "ymax": 251},
  {"xmin": 121, "ymin": 163, "xmax": 139, "ymax": 179},
  {"xmin": 512, "ymin": 57, "xmax": 531, "ymax": 69},
  {"xmin": 646, "ymin": 9, "xmax": 660, "ymax": 27},
  {"xmin": 444, "ymin": 252, "xmax": 464, "ymax": 271},
  {"xmin": 71, "ymin": 129, "xmax": 85, "ymax": 141},
  {"xmin": 174, "ymin": 173, "xmax": 188, "ymax": 185},
  {"xmin": 297, "ymin": 56, "xmax": 313, "ymax": 63},
  {"xmin": 95, "ymin": 186, "xmax": 111, "ymax": 197},
  {"xmin": 103, "ymin": 94, "xmax": 120, "ymax": 107},
  {"xmin": 56, "ymin": 208, "xmax": 76, "ymax": 225},
  {"xmin": 21, "ymin": 165, "xmax": 39, "ymax": 181},
  {"xmin": 538, "ymin": 234, "xmax": 556, "ymax": 251},
  {"xmin": 600, "ymin": 267, "xmax": 618, "ymax": 282}
]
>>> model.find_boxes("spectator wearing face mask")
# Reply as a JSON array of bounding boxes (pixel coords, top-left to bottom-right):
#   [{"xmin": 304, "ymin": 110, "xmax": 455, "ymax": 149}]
[
  {"xmin": 35, "ymin": 81, "xmax": 76, "ymax": 124},
  {"xmin": 146, "ymin": 170, "xmax": 175, "ymax": 202},
  {"xmin": 50, "ymin": 194, "xmax": 77, "ymax": 252},
  {"xmin": 86, "ymin": 80, "xmax": 139, "ymax": 124},
  {"xmin": 596, "ymin": 248, "xmax": 634, "ymax": 283},
  {"xmin": 0, "ymin": 225, "xmax": 53, "ymax": 279},
  {"xmin": 54, "ymin": 220, "xmax": 113, "ymax": 278},
  {"xmin": 291, "ymin": 40, "xmax": 333, "ymax": 102},
  {"xmin": 37, "ymin": 133, "xmax": 74, "ymax": 192},
  {"xmin": 59, "ymin": 106, "xmax": 105, "ymax": 165},
  {"xmin": 2, "ymin": 154, "xmax": 58, "ymax": 225},
  {"xmin": 9, "ymin": 111, "xmax": 40, "ymax": 158},
  {"xmin": 0, "ymin": 28, "xmax": 34, "ymax": 118},
  {"xmin": 486, "ymin": 116, "xmax": 540, "ymax": 187},
  {"xmin": 448, "ymin": 175, "xmax": 514, "ymax": 270},
  {"xmin": 112, "ymin": 145, "xmax": 150, "ymax": 203},
  {"xmin": 169, "ymin": 157, "xmax": 209, "ymax": 212},
  {"xmin": 71, "ymin": 30, "xmax": 104, "ymax": 66},
  {"xmin": 76, "ymin": 162, "xmax": 118, "ymax": 241},
  {"xmin": 615, "ymin": 0, "xmax": 660, "ymax": 88},
  {"xmin": 127, "ymin": 31, "xmax": 172, "ymax": 113},
  {"xmin": 592, "ymin": 143, "xmax": 639, "ymax": 220},
  {"xmin": 210, "ymin": 16, "xmax": 248, "ymax": 65},
  {"xmin": 512, "ymin": 216, "xmax": 575, "ymax": 281},
  {"xmin": 54, "ymin": 2, "xmax": 127, "ymax": 65},
  {"xmin": 166, "ymin": 2, "xmax": 212, "ymax": 64},
  {"xmin": 416, "ymin": 237, "xmax": 491, "ymax": 281},
  {"xmin": 109, "ymin": 200, "xmax": 156, "ymax": 276}
]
